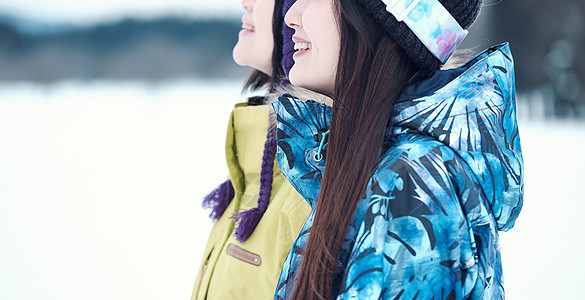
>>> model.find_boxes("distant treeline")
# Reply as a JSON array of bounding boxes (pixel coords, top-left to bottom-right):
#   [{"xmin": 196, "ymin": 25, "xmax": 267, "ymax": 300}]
[
  {"xmin": 490, "ymin": 0, "xmax": 585, "ymax": 117},
  {"xmin": 1, "ymin": 1, "xmax": 585, "ymax": 117},
  {"xmin": 0, "ymin": 18, "xmax": 250, "ymax": 82}
]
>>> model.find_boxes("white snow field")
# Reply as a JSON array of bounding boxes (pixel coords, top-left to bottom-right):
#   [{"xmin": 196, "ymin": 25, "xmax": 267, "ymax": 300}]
[{"xmin": 0, "ymin": 81, "xmax": 584, "ymax": 300}]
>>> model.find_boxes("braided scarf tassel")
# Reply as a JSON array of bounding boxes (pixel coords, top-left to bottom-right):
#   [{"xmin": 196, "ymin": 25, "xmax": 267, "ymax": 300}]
[
  {"xmin": 232, "ymin": 116, "xmax": 277, "ymax": 242},
  {"xmin": 202, "ymin": 179, "xmax": 235, "ymax": 221}
]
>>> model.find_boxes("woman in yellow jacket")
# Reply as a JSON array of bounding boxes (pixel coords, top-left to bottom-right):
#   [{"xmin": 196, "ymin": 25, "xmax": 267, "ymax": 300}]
[{"xmin": 190, "ymin": 0, "xmax": 316, "ymax": 298}]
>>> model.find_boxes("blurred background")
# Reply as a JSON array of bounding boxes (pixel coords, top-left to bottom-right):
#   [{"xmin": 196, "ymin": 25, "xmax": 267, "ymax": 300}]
[{"xmin": 0, "ymin": 0, "xmax": 584, "ymax": 299}]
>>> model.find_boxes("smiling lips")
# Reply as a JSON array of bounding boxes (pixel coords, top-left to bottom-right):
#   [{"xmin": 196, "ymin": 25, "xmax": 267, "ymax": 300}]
[
  {"xmin": 292, "ymin": 37, "xmax": 311, "ymax": 55},
  {"xmin": 294, "ymin": 42, "xmax": 310, "ymax": 51},
  {"xmin": 241, "ymin": 23, "xmax": 255, "ymax": 32},
  {"xmin": 241, "ymin": 16, "xmax": 255, "ymax": 32}
]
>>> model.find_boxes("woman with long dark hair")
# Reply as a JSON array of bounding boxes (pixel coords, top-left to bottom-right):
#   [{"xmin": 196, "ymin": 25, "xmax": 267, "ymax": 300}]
[
  {"xmin": 190, "ymin": 0, "xmax": 318, "ymax": 298},
  {"xmin": 272, "ymin": 0, "xmax": 524, "ymax": 299}
]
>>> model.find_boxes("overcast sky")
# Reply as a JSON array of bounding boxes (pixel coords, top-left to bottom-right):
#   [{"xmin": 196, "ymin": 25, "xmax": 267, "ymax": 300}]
[{"xmin": 0, "ymin": 0, "xmax": 243, "ymax": 24}]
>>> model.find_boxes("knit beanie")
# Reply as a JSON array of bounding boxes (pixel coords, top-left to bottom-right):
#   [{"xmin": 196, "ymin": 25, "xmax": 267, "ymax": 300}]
[
  {"xmin": 282, "ymin": 0, "xmax": 482, "ymax": 72},
  {"xmin": 282, "ymin": 0, "xmax": 297, "ymax": 76}
]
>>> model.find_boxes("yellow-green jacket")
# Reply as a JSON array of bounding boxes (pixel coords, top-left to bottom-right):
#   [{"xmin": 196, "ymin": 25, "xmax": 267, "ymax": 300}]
[{"xmin": 191, "ymin": 100, "xmax": 310, "ymax": 300}]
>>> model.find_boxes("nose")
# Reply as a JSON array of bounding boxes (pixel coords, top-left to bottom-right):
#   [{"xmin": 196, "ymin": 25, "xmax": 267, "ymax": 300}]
[
  {"xmin": 284, "ymin": 0, "xmax": 304, "ymax": 29},
  {"xmin": 242, "ymin": 0, "xmax": 254, "ymax": 12}
]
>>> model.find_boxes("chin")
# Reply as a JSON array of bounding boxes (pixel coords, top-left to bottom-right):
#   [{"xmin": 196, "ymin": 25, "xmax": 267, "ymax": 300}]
[
  {"xmin": 290, "ymin": 76, "xmax": 333, "ymax": 97},
  {"xmin": 232, "ymin": 48, "xmax": 246, "ymax": 67},
  {"xmin": 233, "ymin": 49, "xmax": 272, "ymax": 74},
  {"xmin": 288, "ymin": 69, "xmax": 308, "ymax": 89}
]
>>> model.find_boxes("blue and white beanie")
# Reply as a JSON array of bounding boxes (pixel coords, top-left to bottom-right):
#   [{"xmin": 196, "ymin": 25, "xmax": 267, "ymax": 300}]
[{"xmin": 283, "ymin": 0, "xmax": 483, "ymax": 71}]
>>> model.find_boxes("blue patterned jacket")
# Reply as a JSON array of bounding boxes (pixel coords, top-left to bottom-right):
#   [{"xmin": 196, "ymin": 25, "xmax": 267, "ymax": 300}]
[{"xmin": 272, "ymin": 43, "xmax": 523, "ymax": 299}]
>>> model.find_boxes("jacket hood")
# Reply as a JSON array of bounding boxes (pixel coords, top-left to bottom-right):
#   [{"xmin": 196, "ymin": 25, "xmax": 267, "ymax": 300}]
[
  {"xmin": 273, "ymin": 43, "xmax": 523, "ymax": 231},
  {"xmin": 392, "ymin": 43, "xmax": 523, "ymax": 231}
]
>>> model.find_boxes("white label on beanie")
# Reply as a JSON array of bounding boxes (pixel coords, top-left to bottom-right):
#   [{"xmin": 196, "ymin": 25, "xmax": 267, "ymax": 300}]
[{"xmin": 384, "ymin": 0, "xmax": 468, "ymax": 63}]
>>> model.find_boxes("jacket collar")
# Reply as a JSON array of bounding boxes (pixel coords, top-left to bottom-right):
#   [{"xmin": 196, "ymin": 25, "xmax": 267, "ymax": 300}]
[{"xmin": 271, "ymin": 98, "xmax": 331, "ymax": 208}]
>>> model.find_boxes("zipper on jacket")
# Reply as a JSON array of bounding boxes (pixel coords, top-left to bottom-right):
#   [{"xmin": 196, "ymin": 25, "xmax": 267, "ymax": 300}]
[{"xmin": 194, "ymin": 259, "xmax": 209, "ymax": 298}]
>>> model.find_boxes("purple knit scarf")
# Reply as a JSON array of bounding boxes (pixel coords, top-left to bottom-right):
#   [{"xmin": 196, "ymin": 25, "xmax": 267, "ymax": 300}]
[
  {"xmin": 202, "ymin": 179, "xmax": 234, "ymax": 221},
  {"xmin": 232, "ymin": 116, "xmax": 277, "ymax": 242},
  {"xmin": 202, "ymin": 114, "xmax": 277, "ymax": 243}
]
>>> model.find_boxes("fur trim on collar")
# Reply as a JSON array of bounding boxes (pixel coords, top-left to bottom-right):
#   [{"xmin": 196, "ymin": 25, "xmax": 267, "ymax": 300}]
[{"xmin": 267, "ymin": 83, "xmax": 334, "ymax": 107}]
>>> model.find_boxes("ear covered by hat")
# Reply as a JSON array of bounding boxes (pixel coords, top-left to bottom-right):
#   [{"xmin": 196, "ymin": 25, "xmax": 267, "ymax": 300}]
[
  {"xmin": 282, "ymin": 0, "xmax": 483, "ymax": 72},
  {"xmin": 356, "ymin": 0, "xmax": 483, "ymax": 70}
]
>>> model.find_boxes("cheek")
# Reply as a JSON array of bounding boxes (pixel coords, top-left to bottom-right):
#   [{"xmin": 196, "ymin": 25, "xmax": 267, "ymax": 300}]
[
  {"xmin": 320, "ymin": 24, "xmax": 340, "ymax": 77},
  {"xmin": 255, "ymin": 4, "xmax": 275, "ymax": 47},
  {"xmin": 255, "ymin": 1, "xmax": 274, "ymax": 31},
  {"xmin": 304, "ymin": 5, "xmax": 340, "ymax": 60},
  {"xmin": 313, "ymin": 32, "xmax": 339, "ymax": 78}
]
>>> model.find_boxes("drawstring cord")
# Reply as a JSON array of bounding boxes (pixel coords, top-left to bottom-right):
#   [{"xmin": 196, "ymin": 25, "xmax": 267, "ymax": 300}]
[{"xmin": 314, "ymin": 130, "xmax": 330, "ymax": 162}]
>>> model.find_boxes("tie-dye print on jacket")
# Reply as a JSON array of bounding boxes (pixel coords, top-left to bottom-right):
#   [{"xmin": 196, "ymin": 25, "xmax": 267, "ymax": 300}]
[{"xmin": 272, "ymin": 43, "xmax": 523, "ymax": 299}]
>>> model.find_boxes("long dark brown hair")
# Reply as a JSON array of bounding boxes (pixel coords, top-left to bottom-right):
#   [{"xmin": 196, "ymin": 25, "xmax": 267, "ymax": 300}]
[
  {"xmin": 291, "ymin": 0, "xmax": 422, "ymax": 299},
  {"xmin": 242, "ymin": 0, "xmax": 286, "ymax": 94}
]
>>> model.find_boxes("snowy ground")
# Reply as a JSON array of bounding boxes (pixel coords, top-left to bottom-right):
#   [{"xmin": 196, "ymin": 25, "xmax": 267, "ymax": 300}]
[{"xmin": 0, "ymin": 81, "xmax": 584, "ymax": 300}]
